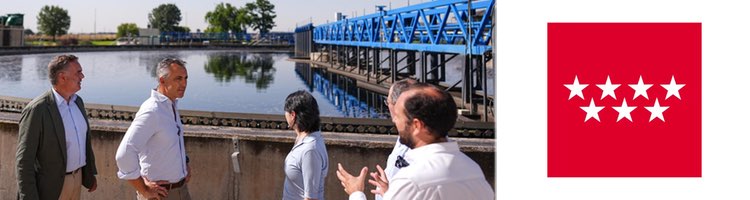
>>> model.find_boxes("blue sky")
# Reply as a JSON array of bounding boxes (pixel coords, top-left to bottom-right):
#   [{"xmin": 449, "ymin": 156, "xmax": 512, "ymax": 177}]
[{"xmin": 2, "ymin": 0, "xmax": 425, "ymax": 33}]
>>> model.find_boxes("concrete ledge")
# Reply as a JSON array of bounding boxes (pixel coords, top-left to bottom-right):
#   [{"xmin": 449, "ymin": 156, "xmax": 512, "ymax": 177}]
[
  {"xmin": 0, "ymin": 110, "xmax": 494, "ymax": 152},
  {"xmin": 0, "ymin": 95, "xmax": 495, "ymax": 138}
]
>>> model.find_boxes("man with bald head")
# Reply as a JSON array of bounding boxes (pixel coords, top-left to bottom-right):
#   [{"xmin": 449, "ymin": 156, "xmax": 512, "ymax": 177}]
[{"xmin": 337, "ymin": 83, "xmax": 494, "ymax": 200}]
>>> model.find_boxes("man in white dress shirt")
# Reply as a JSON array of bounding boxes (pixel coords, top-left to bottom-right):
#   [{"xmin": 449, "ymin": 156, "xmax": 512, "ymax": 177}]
[
  {"xmin": 377, "ymin": 79, "xmax": 416, "ymax": 200},
  {"xmin": 115, "ymin": 58, "xmax": 192, "ymax": 200},
  {"xmin": 337, "ymin": 83, "xmax": 494, "ymax": 200}
]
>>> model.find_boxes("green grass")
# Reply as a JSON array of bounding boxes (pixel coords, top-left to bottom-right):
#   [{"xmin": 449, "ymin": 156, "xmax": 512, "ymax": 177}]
[
  {"xmin": 27, "ymin": 41, "xmax": 58, "ymax": 46},
  {"xmin": 25, "ymin": 40, "xmax": 116, "ymax": 46},
  {"xmin": 91, "ymin": 40, "xmax": 115, "ymax": 46}
]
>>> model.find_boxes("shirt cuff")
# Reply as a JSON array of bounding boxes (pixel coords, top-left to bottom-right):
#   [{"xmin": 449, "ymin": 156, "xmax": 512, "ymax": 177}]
[
  {"xmin": 349, "ymin": 191, "xmax": 367, "ymax": 200},
  {"xmin": 117, "ymin": 169, "xmax": 141, "ymax": 180}
]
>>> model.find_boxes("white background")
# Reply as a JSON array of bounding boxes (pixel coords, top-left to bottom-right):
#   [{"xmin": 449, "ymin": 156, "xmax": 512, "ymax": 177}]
[{"xmin": 496, "ymin": 0, "xmax": 750, "ymax": 199}]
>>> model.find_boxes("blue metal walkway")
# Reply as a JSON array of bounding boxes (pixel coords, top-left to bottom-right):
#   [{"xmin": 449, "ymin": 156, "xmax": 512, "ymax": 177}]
[
  {"xmin": 313, "ymin": 0, "xmax": 494, "ymax": 55},
  {"xmin": 295, "ymin": 0, "xmax": 495, "ymax": 121}
]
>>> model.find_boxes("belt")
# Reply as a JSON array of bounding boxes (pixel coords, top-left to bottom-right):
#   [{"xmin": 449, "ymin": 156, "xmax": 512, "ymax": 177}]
[
  {"xmin": 159, "ymin": 179, "xmax": 186, "ymax": 190},
  {"xmin": 65, "ymin": 168, "xmax": 81, "ymax": 175}
]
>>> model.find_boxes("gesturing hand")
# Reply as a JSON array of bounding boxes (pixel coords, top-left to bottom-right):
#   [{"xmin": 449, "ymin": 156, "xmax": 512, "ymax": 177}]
[
  {"xmin": 336, "ymin": 163, "xmax": 368, "ymax": 195},
  {"xmin": 368, "ymin": 164, "xmax": 389, "ymax": 196}
]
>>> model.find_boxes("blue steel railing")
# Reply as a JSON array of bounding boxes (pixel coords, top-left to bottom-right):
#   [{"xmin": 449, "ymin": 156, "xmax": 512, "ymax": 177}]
[{"xmin": 313, "ymin": 0, "xmax": 494, "ymax": 55}]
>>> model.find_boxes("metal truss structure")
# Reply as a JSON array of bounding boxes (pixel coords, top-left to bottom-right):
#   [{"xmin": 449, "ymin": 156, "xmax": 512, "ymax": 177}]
[{"xmin": 304, "ymin": 0, "xmax": 495, "ymax": 121}]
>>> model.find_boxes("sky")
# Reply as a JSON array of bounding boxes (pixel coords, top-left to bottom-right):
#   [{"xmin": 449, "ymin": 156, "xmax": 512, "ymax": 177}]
[{"xmin": 1, "ymin": 0, "xmax": 429, "ymax": 33}]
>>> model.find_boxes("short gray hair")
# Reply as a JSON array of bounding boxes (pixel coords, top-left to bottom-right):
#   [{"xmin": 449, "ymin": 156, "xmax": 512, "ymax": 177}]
[
  {"xmin": 48, "ymin": 54, "xmax": 78, "ymax": 85},
  {"xmin": 156, "ymin": 58, "xmax": 186, "ymax": 80},
  {"xmin": 390, "ymin": 78, "xmax": 418, "ymax": 104}
]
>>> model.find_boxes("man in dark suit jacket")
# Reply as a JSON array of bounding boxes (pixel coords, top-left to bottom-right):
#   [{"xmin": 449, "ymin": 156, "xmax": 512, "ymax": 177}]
[{"xmin": 16, "ymin": 55, "xmax": 98, "ymax": 200}]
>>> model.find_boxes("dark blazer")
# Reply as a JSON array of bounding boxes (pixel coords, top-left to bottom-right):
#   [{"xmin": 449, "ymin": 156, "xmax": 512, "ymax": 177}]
[{"xmin": 16, "ymin": 90, "xmax": 97, "ymax": 200}]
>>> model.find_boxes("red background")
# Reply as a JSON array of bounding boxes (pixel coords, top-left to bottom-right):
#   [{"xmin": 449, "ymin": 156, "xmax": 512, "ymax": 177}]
[{"xmin": 547, "ymin": 23, "xmax": 701, "ymax": 177}]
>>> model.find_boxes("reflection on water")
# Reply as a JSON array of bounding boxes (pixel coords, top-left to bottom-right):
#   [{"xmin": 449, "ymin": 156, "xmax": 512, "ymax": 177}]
[
  {"xmin": 139, "ymin": 52, "xmax": 182, "ymax": 78},
  {"xmin": 204, "ymin": 53, "xmax": 276, "ymax": 90},
  {"xmin": 0, "ymin": 51, "xmax": 389, "ymax": 119},
  {"xmin": 0, "ymin": 56, "xmax": 22, "ymax": 81},
  {"xmin": 294, "ymin": 63, "xmax": 389, "ymax": 119},
  {"xmin": 0, "ymin": 50, "xmax": 492, "ymax": 119}
]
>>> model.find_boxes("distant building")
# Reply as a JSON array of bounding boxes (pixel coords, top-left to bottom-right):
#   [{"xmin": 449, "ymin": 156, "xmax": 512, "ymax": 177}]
[
  {"xmin": 136, "ymin": 28, "xmax": 161, "ymax": 45},
  {"xmin": 335, "ymin": 12, "xmax": 343, "ymax": 21},
  {"xmin": 0, "ymin": 13, "xmax": 24, "ymax": 47}
]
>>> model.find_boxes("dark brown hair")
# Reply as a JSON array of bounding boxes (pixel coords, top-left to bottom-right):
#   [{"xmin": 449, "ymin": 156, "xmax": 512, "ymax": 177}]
[{"xmin": 47, "ymin": 54, "xmax": 78, "ymax": 85}]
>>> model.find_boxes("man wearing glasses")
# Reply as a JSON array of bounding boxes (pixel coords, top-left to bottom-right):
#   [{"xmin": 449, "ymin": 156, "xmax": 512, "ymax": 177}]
[
  {"xmin": 115, "ymin": 58, "xmax": 192, "ymax": 200},
  {"xmin": 338, "ymin": 79, "xmax": 416, "ymax": 200}
]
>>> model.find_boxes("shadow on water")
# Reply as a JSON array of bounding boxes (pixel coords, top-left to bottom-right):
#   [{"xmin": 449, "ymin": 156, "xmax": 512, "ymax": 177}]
[
  {"xmin": 294, "ymin": 62, "xmax": 391, "ymax": 119},
  {"xmin": 204, "ymin": 53, "xmax": 276, "ymax": 90}
]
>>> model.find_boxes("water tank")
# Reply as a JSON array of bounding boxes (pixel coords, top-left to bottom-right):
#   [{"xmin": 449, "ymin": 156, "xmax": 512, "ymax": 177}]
[
  {"xmin": 335, "ymin": 12, "xmax": 343, "ymax": 21},
  {"xmin": 6, "ymin": 13, "xmax": 24, "ymax": 26}
]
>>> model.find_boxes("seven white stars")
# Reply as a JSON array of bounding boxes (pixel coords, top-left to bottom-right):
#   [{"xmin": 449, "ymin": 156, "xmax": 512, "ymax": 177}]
[
  {"xmin": 612, "ymin": 99, "xmax": 637, "ymax": 122},
  {"xmin": 564, "ymin": 75, "xmax": 686, "ymax": 123},
  {"xmin": 645, "ymin": 99, "xmax": 669, "ymax": 122},
  {"xmin": 628, "ymin": 76, "xmax": 652, "ymax": 100},
  {"xmin": 564, "ymin": 75, "xmax": 588, "ymax": 100},
  {"xmin": 596, "ymin": 76, "xmax": 620, "ymax": 100},
  {"xmin": 580, "ymin": 99, "xmax": 604, "ymax": 122},
  {"xmin": 662, "ymin": 75, "xmax": 685, "ymax": 100}
]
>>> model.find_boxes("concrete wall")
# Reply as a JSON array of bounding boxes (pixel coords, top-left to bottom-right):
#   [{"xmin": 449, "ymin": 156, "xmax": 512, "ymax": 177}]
[{"xmin": 0, "ymin": 115, "xmax": 495, "ymax": 200}]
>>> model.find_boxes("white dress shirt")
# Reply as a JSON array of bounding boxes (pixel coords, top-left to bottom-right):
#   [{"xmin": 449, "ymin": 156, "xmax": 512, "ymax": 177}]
[
  {"xmin": 115, "ymin": 89, "xmax": 188, "ymax": 183},
  {"xmin": 52, "ymin": 89, "xmax": 88, "ymax": 173},
  {"xmin": 350, "ymin": 141, "xmax": 494, "ymax": 200},
  {"xmin": 377, "ymin": 137, "xmax": 410, "ymax": 200}
]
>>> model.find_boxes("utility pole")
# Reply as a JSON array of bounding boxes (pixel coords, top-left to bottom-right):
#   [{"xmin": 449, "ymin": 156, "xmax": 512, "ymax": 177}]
[{"xmin": 94, "ymin": 9, "xmax": 96, "ymax": 34}]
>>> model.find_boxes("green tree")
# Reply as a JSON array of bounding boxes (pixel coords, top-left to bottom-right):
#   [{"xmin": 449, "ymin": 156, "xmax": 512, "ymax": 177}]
[
  {"xmin": 116, "ymin": 23, "xmax": 139, "ymax": 37},
  {"xmin": 175, "ymin": 26, "xmax": 191, "ymax": 33},
  {"xmin": 148, "ymin": 4, "xmax": 182, "ymax": 32},
  {"xmin": 204, "ymin": 3, "xmax": 246, "ymax": 34},
  {"xmin": 37, "ymin": 5, "xmax": 70, "ymax": 42},
  {"xmin": 245, "ymin": 0, "xmax": 276, "ymax": 36}
]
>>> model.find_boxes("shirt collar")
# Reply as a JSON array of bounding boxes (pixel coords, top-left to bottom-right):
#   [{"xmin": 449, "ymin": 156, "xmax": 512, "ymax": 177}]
[
  {"xmin": 403, "ymin": 141, "xmax": 460, "ymax": 164},
  {"xmin": 293, "ymin": 131, "xmax": 322, "ymax": 148},
  {"xmin": 51, "ymin": 88, "xmax": 77, "ymax": 106},
  {"xmin": 151, "ymin": 89, "xmax": 178, "ymax": 105}
]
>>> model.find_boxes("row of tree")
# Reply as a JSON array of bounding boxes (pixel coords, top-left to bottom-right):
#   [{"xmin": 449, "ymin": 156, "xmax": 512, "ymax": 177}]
[
  {"xmin": 204, "ymin": 0, "xmax": 276, "ymax": 36},
  {"xmin": 35, "ymin": 0, "xmax": 276, "ymax": 41}
]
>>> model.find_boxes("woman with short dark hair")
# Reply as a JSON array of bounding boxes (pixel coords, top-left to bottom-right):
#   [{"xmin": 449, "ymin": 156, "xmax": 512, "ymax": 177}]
[{"xmin": 282, "ymin": 90, "xmax": 329, "ymax": 200}]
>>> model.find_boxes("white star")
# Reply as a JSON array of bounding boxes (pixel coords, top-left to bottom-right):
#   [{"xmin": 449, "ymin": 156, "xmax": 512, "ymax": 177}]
[
  {"xmin": 612, "ymin": 99, "xmax": 637, "ymax": 122},
  {"xmin": 661, "ymin": 75, "xmax": 685, "ymax": 100},
  {"xmin": 564, "ymin": 75, "xmax": 588, "ymax": 100},
  {"xmin": 580, "ymin": 99, "xmax": 604, "ymax": 122},
  {"xmin": 628, "ymin": 75, "xmax": 652, "ymax": 100},
  {"xmin": 645, "ymin": 99, "xmax": 669, "ymax": 122},
  {"xmin": 596, "ymin": 75, "xmax": 620, "ymax": 100}
]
